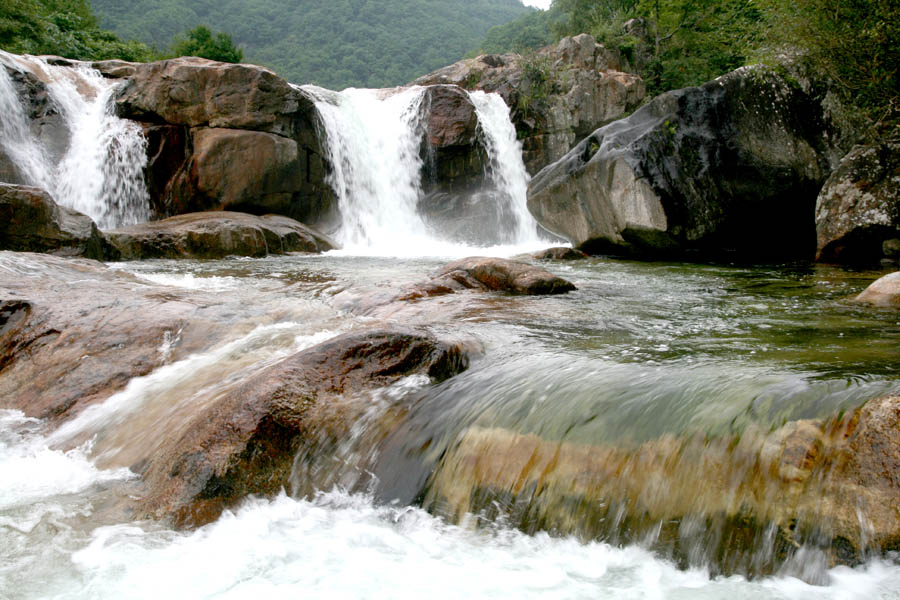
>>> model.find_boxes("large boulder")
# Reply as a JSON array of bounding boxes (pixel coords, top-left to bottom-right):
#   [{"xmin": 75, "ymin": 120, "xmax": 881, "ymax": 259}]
[
  {"xmin": 527, "ymin": 65, "xmax": 848, "ymax": 261},
  {"xmin": 415, "ymin": 34, "xmax": 645, "ymax": 174},
  {"xmin": 105, "ymin": 211, "xmax": 335, "ymax": 259},
  {"xmin": 815, "ymin": 141, "xmax": 900, "ymax": 264},
  {"xmin": 114, "ymin": 57, "xmax": 336, "ymax": 227},
  {"xmin": 431, "ymin": 256, "xmax": 576, "ymax": 295},
  {"xmin": 0, "ymin": 183, "xmax": 113, "ymax": 259},
  {"xmin": 425, "ymin": 396, "xmax": 900, "ymax": 577},
  {"xmin": 854, "ymin": 271, "xmax": 900, "ymax": 307},
  {"xmin": 131, "ymin": 328, "xmax": 469, "ymax": 526}
]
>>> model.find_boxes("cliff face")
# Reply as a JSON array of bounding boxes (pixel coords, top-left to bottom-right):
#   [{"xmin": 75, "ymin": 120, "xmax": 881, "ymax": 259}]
[{"xmin": 415, "ymin": 34, "xmax": 647, "ymax": 175}]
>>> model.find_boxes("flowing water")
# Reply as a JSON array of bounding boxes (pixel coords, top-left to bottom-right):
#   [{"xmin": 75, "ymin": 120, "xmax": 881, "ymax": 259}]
[
  {"xmin": 1, "ymin": 58, "xmax": 900, "ymax": 598},
  {"xmin": 2, "ymin": 252, "xmax": 900, "ymax": 599},
  {"xmin": 0, "ymin": 51, "xmax": 149, "ymax": 229}
]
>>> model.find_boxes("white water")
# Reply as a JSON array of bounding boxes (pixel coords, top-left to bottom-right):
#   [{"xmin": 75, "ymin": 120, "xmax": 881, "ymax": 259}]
[
  {"xmin": 304, "ymin": 84, "xmax": 544, "ymax": 256},
  {"xmin": 470, "ymin": 90, "xmax": 541, "ymax": 244},
  {"xmin": 0, "ymin": 52, "xmax": 149, "ymax": 229}
]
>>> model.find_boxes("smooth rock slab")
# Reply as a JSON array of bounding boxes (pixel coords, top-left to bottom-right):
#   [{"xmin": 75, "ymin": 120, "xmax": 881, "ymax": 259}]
[
  {"xmin": 854, "ymin": 271, "xmax": 900, "ymax": 307},
  {"xmin": 105, "ymin": 211, "xmax": 336, "ymax": 259},
  {"xmin": 0, "ymin": 183, "xmax": 114, "ymax": 260}
]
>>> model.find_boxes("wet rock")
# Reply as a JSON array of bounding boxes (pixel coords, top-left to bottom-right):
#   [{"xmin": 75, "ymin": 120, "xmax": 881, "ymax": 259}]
[
  {"xmin": 425, "ymin": 396, "xmax": 900, "ymax": 576},
  {"xmin": 0, "ymin": 183, "xmax": 114, "ymax": 260},
  {"xmin": 0, "ymin": 252, "xmax": 223, "ymax": 421},
  {"xmin": 815, "ymin": 141, "xmax": 900, "ymax": 265},
  {"xmin": 415, "ymin": 34, "xmax": 645, "ymax": 174},
  {"xmin": 134, "ymin": 329, "xmax": 469, "ymax": 526},
  {"xmin": 527, "ymin": 66, "xmax": 847, "ymax": 261},
  {"xmin": 431, "ymin": 256, "xmax": 576, "ymax": 295},
  {"xmin": 531, "ymin": 247, "xmax": 588, "ymax": 260},
  {"xmin": 105, "ymin": 211, "xmax": 336, "ymax": 259},
  {"xmin": 854, "ymin": 271, "xmax": 900, "ymax": 307},
  {"xmin": 115, "ymin": 57, "xmax": 336, "ymax": 227}
]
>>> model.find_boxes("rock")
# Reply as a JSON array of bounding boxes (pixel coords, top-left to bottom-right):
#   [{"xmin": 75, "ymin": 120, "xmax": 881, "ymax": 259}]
[
  {"xmin": 105, "ymin": 211, "xmax": 336, "ymax": 260},
  {"xmin": 115, "ymin": 57, "xmax": 336, "ymax": 226},
  {"xmin": 531, "ymin": 247, "xmax": 588, "ymax": 260},
  {"xmin": 182, "ymin": 127, "xmax": 305, "ymax": 215},
  {"xmin": 91, "ymin": 59, "xmax": 139, "ymax": 79},
  {"xmin": 815, "ymin": 141, "xmax": 900, "ymax": 264},
  {"xmin": 116, "ymin": 57, "xmax": 304, "ymax": 136},
  {"xmin": 425, "ymin": 396, "xmax": 900, "ymax": 577},
  {"xmin": 415, "ymin": 34, "xmax": 645, "ymax": 174},
  {"xmin": 0, "ymin": 183, "xmax": 114, "ymax": 259},
  {"xmin": 854, "ymin": 271, "xmax": 900, "ymax": 307},
  {"xmin": 528, "ymin": 65, "xmax": 847, "ymax": 261},
  {"xmin": 432, "ymin": 256, "xmax": 576, "ymax": 295},
  {"xmin": 0, "ymin": 252, "xmax": 225, "ymax": 421},
  {"xmin": 133, "ymin": 329, "xmax": 469, "ymax": 526}
]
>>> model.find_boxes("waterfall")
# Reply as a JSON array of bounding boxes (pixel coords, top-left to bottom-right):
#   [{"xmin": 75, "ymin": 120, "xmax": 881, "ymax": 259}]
[
  {"xmin": 303, "ymin": 83, "xmax": 542, "ymax": 253},
  {"xmin": 470, "ymin": 90, "xmax": 541, "ymax": 244},
  {"xmin": 301, "ymin": 85, "xmax": 432, "ymax": 251},
  {"xmin": 0, "ymin": 52, "xmax": 149, "ymax": 230}
]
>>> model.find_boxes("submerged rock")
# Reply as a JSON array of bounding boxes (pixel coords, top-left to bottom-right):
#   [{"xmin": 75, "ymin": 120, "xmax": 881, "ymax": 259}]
[
  {"xmin": 425, "ymin": 396, "xmax": 900, "ymax": 577},
  {"xmin": 0, "ymin": 183, "xmax": 114, "ymax": 260},
  {"xmin": 105, "ymin": 211, "xmax": 335, "ymax": 259},
  {"xmin": 527, "ymin": 65, "xmax": 847, "ymax": 261},
  {"xmin": 854, "ymin": 271, "xmax": 900, "ymax": 307},
  {"xmin": 134, "ymin": 329, "xmax": 469, "ymax": 526},
  {"xmin": 815, "ymin": 141, "xmax": 900, "ymax": 265},
  {"xmin": 531, "ymin": 247, "xmax": 588, "ymax": 260}
]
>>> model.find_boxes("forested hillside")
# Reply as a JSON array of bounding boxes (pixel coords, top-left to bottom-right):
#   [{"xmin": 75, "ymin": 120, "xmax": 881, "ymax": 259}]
[{"xmin": 90, "ymin": 0, "xmax": 532, "ymax": 89}]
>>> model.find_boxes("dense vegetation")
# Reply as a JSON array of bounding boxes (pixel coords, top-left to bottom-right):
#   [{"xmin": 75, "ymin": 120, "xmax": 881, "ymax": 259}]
[
  {"xmin": 0, "ymin": 0, "xmax": 155, "ymax": 61},
  {"xmin": 89, "ymin": 0, "xmax": 532, "ymax": 89},
  {"xmin": 477, "ymin": 0, "xmax": 899, "ymax": 131},
  {"xmin": 171, "ymin": 25, "xmax": 242, "ymax": 64}
]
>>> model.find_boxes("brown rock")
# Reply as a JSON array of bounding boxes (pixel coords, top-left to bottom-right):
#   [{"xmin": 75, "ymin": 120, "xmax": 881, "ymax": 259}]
[
  {"xmin": 186, "ymin": 127, "xmax": 304, "ymax": 214},
  {"xmin": 433, "ymin": 256, "xmax": 576, "ymax": 295},
  {"xmin": 116, "ymin": 57, "xmax": 306, "ymax": 137},
  {"xmin": 854, "ymin": 271, "xmax": 900, "ymax": 307},
  {"xmin": 0, "ymin": 183, "xmax": 114, "ymax": 260},
  {"xmin": 0, "ymin": 252, "xmax": 223, "ymax": 421},
  {"xmin": 423, "ymin": 85, "xmax": 479, "ymax": 148},
  {"xmin": 105, "ymin": 211, "xmax": 336, "ymax": 260},
  {"xmin": 133, "ymin": 329, "xmax": 469, "ymax": 526}
]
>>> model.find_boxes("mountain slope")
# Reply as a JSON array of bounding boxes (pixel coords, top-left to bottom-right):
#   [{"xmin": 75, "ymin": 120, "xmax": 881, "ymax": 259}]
[{"xmin": 90, "ymin": 0, "xmax": 533, "ymax": 89}]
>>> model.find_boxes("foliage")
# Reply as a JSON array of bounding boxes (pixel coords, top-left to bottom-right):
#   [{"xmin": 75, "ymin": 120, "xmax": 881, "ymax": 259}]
[
  {"xmin": 170, "ymin": 25, "xmax": 242, "ymax": 63},
  {"xmin": 89, "ymin": 0, "xmax": 532, "ymax": 89},
  {"xmin": 516, "ymin": 50, "xmax": 556, "ymax": 112},
  {"xmin": 0, "ymin": 0, "xmax": 156, "ymax": 61},
  {"xmin": 478, "ymin": 9, "xmax": 558, "ymax": 55},
  {"xmin": 759, "ymin": 0, "xmax": 900, "ymax": 130}
]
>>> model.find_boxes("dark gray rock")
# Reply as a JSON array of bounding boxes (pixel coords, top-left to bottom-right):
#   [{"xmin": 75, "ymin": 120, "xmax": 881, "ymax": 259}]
[
  {"xmin": 0, "ymin": 183, "xmax": 114, "ymax": 259},
  {"xmin": 815, "ymin": 141, "xmax": 900, "ymax": 264},
  {"xmin": 527, "ymin": 65, "xmax": 849, "ymax": 261}
]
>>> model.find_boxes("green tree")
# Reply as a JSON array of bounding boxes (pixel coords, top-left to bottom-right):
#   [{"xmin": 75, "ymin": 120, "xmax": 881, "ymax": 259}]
[
  {"xmin": 170, "ymin": 25, "xmax": 243, "ymax": 63},
  {"xmin": 760, "ymin": 0, "xmax": 900, "ymax": 130},
  {"xmin": 0, "ymin": 0, "xmax": 156, "ymax": 61}
]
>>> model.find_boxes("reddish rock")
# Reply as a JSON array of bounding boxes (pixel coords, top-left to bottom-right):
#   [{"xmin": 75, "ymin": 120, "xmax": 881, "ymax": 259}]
[
  {"xmin": 854, "ymin": 271, "xmax": 900, "ymax": 307},
  {"xmin": 433, "ymin": 256, "xmax": 576, "ymax": 295}
]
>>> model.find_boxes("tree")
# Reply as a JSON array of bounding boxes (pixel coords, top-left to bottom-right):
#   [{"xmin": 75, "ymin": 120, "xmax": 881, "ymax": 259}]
[
  {"xmin": 760, "ymin": 0, "xmax": 900, "ymax": 131},
  {"xmin": 170, "ymin": 25, "xmax": 243, "ymax": 63}
]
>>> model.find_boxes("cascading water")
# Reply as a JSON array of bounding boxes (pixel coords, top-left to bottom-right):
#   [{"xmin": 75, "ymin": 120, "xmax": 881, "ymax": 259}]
[
  {"xmin": 469, "ymin": 90, "xmax": 541, "ymax": 245},
  {"xmin": 301, "ymin": 85, "xmax": 433, "ymax": 251},
  {"xmin": 0, "ymin": 51, "xmax": 149, "ymax": 229},
  {"xmin": 303, "ymin": 83, "xmax": 543, "ymax": 254}
]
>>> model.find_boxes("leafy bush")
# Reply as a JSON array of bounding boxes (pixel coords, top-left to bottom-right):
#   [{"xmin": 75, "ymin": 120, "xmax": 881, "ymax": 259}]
[{"xmin": 170, "ymin": 25, "xmax": 242, "ymax": 63}]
